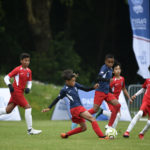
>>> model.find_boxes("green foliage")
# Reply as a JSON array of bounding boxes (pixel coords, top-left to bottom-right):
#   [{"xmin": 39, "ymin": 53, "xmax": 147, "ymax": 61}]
[{"xmin": 31, "ymin": 32, "xmax": 81, "ymax": 85}]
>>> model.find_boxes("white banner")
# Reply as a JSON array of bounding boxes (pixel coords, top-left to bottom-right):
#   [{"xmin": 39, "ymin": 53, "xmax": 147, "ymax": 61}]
[
  {"xmin": 133, "ymin": 36, "xmax": 150, "ymax": 78},
  {"xmin": 0, "ymin": 88, "xmax": 21, "ymax": 121},
  {"xmin": 118, "ymin": 91, "xmax": 132, "ymax": 121}
]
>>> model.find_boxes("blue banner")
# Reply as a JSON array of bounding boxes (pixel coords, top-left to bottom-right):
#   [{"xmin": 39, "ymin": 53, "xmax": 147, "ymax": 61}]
[{"xmin": 128, "ymin": 0, "xmax": 150, "ymax": 78}]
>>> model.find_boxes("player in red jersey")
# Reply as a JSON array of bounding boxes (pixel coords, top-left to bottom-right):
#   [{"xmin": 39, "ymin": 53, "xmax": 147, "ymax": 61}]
[
  {"xmin": 96, "ymin": 62, "xmax": 131, "ymax": 128},
  {"xmin": 123, "ymin": 66, "xmax": 150, "ymax": 139},
  {"xmin": 0, "ymin": 53, "xmax": 42, "ymax": 135}
]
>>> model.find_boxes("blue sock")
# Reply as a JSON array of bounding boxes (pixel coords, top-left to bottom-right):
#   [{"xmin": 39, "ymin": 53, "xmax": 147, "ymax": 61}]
[{"xmin": 71, "ymin": 122, "xmax": 78, "ymax": 129}]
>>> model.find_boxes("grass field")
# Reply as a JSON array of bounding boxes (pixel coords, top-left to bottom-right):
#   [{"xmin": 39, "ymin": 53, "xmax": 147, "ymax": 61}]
[{"xmin": 0, "ymin": 120, "xmax": 150, "ymax": 150}]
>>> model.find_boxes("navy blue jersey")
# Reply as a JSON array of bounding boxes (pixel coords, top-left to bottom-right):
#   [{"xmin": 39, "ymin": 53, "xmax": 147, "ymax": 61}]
[
  {"xmin": 49, "ymin": 82, "xmax": 94, "ymax": 109},
  {"xmin": 96, "ymin": 64, "xmax": 113, "ymax": 94}
]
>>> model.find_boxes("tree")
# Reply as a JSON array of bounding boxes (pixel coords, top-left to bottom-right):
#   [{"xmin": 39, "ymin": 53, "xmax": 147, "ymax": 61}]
[{"xmin": 25, "ymin": 0, "xmax": 53, "ymax": 52}]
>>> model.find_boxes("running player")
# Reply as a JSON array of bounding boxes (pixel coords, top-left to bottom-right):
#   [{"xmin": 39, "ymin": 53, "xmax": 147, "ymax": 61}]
[
  {"xmin": 42, "ymin": 69, "xmax": 108, "ymax": 139},
  {"xmin": 96, "ymin": 62, "xmax": 132, "ymax": 128},
  {"xmin": 88, "ymin": 54, "xmax": 121, "ymax": 128},
  {"xmin": 0, "ymin": 53, "xmax": 42, "ymax": 135},
  {"xmin": 123, "ymin": 66, "xmax": 150, "ymax": 139}
]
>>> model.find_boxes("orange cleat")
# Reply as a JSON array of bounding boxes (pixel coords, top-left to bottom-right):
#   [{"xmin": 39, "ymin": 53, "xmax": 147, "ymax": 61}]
[
  {"xmin": 139, "ymin": 134, "xmax": 144, "ymax": 140},
  {"xmin": 123, "ymin": 131, "xmax": 130, "ymax": 138},
  {"xmin": 61, "ymin": 133, "xmax": 68, "ymax": 139},
  {"xmin": 99, "ymin": 136, "xmax": 109, "ymax": 140}
]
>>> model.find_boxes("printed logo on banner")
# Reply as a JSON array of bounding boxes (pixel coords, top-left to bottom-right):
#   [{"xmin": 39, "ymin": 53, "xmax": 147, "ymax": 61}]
[
  {"xmin": 131, "ymin": 0, "xmax": 143, "ymax": 14},
  {"xmin": 137, "ymin": 50, "xmax": 147, "ymax": 64}
]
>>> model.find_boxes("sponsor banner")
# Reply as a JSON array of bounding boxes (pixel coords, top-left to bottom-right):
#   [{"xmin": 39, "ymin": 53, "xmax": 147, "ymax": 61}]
[
  {"xmin": 128, "ymin": 0, "xmax": 150, "ymax": 78},
  {"xmin": 0, "ymin": 88, "xmax": 21, "ymax": 121}
]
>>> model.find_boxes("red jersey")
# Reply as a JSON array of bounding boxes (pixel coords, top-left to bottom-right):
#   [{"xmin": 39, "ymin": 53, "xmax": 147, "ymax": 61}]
[
  {"xmin": 142, "ymin": 78, "xmax": 150, "ymax": 100},
  {"xmin": 8, "ymin": 65, "xmax": 32, "ymax": 91},
  {"xmin": 110, "ymin": 76, "xmax": 125, "ymax": 99}
]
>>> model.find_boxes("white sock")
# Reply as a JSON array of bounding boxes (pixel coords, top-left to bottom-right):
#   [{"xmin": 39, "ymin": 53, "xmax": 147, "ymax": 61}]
[
  {"xmin": 140, "ymin": 120, "xmax": 150, "ymax": 135},
  {"xmin": 103, "ymin": 110, "xmax": 111, "ymax": 118},
  {"xmin": 127, "ymin": 110, "xmax": 143, "ymax": 132},
  {"xmin": 0, "ymin": 108, "xmax": 6, "ymax": 115},
  {"xmin": 25, "ymin": 108, "xmax": 32, "ymax": 130},
  {"xmin": 112, "ymin": 112, "xmax": 121, "ymax": 129}
]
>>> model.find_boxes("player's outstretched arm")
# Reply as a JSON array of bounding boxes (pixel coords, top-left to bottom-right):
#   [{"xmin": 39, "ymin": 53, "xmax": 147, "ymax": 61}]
[{"xmin": 131, "ymin": 88, "xmax": 145, "ymax": 102}]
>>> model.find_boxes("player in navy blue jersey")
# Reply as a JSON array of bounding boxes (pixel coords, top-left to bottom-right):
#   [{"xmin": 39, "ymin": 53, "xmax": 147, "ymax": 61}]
[
  {"xmin": 88, "ymin": 54, "xmax": 121, "ymax": 128},
  {"xmin": 42, "ymin": 69, "xmax": 108, "ymax": 139}
]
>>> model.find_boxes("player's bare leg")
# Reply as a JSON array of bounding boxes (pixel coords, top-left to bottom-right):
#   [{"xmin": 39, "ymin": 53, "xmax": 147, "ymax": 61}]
[
  {"xmin": 24, "ymin": 104, "xmax": 42, "ymax": 135},
  {"xmin": 107, "ymin": 99, "xmax": 121, "ymax": 127},
  {"xmin": 0, "ymin": 103, "xmax": 16, "ymax": 115}
]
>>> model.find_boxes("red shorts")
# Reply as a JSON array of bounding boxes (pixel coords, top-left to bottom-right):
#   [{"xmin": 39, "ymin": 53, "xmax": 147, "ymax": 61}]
[
  {"xmin": 8, "ymin": 90, "xmax": 29, "ymax": 108},
  {"xmin": 70, "ymin": 106, "xmax": 86, "ymax": 124},
  {"xmin": 94, "ymin": 91, "xmax": 116, "ymax": 106},
  {"xmin": 140, "ymin": 96, "xmax": 150, "ymax": 116}
]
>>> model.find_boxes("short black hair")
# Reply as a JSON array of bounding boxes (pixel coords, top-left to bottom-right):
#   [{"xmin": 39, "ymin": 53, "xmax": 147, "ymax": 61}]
[
  {"xmin": 148, "ymin": 65, "xmax": 150, "ymax": 72},
  {"xmin": 105, "ymin": 54, "xmax": 114, "ymax": 60},
  {"xmin": 113, "ymin": 61, "xmax": 121, "ymax": 69},
  {"xmin": 62, "ymin": 69, "xmax": 78, "ymax": 80},
  {"xmin": 20, "ymin": 53, "xmax": 30, "ymax": 60}
]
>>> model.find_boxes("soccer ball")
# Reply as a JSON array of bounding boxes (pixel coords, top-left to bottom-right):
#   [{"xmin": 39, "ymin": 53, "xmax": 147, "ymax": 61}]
[{"xmin": 105, "ymin": 127, "xmax": 117, "ymax": 139}]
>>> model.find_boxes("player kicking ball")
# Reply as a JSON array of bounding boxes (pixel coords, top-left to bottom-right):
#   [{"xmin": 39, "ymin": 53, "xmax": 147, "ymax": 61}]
[
  {"xmin": 42, "ymin": 69, "xmax": 109, "ymax": 139},
  {"xmin": 96, "ymin": 62, "xmax": 132, "ymax": 129},
  {"xmin": 0, "ymin": 53, "xmax": 42, "ymax": 135},
  {"xmin": 123, "ymin": 66, "xmax": 150, "ymax": 139}
]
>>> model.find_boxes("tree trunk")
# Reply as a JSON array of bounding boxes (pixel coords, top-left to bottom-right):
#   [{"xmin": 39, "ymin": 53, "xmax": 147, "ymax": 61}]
[{"xmin": 25, "ymin": 0, "xmax": 53, "ymax": 52}]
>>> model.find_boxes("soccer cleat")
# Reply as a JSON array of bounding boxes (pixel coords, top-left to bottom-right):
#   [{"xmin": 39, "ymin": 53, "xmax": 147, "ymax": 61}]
[
  {"xmin": 61, "ymin": 133, "xmax": 69, "ymax": 138},
  {"xmin": 99, "ymin": 136, "xmax": 109, "ymax": 140},
  {"xmin": 139, "ymin": 134, "xmax": 144, "ymax": 140},
  {"xmin": 28, "ymin": 128, "xmax": 42, "ymax": 135},
  {"xmin": 123, "ymin": 131, "xmax": 130, "ymax": 138},
  {"xmin": 96, "ymin": 108, "xmax": 103, "ymax": 118}
]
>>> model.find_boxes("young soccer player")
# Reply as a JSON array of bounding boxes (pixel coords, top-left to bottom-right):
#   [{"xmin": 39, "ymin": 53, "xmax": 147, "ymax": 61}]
[
  {"xmin": 42, "ymin": 69, "xmax": 108, "ymax": 139},
  {"xmin": 123, "ymin": 66, "xmax": 150, "ymax": 139},
  {"xmin": 96, "ymin": 62, "xmax": 132, "ymax": 128},
  {"xmin": 88, "ymin": 54, "xmax": 121, "ymax": 128},
  {"xmin": 0, "ymin": 53, "xmax": 42, "ymax": 135}
]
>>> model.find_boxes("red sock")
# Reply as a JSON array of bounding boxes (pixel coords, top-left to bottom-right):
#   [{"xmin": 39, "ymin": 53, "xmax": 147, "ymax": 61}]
[
  {"xmin": 88, "ymin": 108, "xmax": 96, "ymax": 114},
  {"xmin": 108, "ymin": 104, "xmax": 121, "ymax": 126},
  {"xmin": 91, "ymin": 121, "xmax": 104, "ymax": 137},
  {"xmin": 67, "ymin": 127, "xmax": 83, "ymax": 136}
]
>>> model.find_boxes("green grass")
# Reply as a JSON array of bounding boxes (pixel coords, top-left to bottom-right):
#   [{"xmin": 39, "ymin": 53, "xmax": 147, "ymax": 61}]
[{"xmin": 0, "ymin": 120, "xmax": 150, "ymax": 150}]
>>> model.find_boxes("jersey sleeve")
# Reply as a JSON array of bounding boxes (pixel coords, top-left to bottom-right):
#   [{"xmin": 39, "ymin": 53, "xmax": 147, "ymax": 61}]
[
  {"xmin": 8, "ymin": 67, "xmax": 19, "ymax": 78},
  {"xmin": 48, "ymin": 89, "xmax": 66, "ymax": 109},
  {"xmin": 75, "ymin": 82, "xmax": 94, "ymax": 91},
  {"xmin": 142, "ymin": 80, "xmax": 147, "ymax": 89},
  {"xmin": 29, "ymin": 70, "xmax": 32, "ymax": 81},
  {"xmin": 98, "ymin": 65, "xmax": 107, "ymax": 77}
]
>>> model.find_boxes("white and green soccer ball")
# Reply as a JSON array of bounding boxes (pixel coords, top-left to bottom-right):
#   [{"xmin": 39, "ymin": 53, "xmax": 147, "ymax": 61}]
[{"xmin": 105, "ymin": 127, "xmax": 117, "ymax": 139}]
